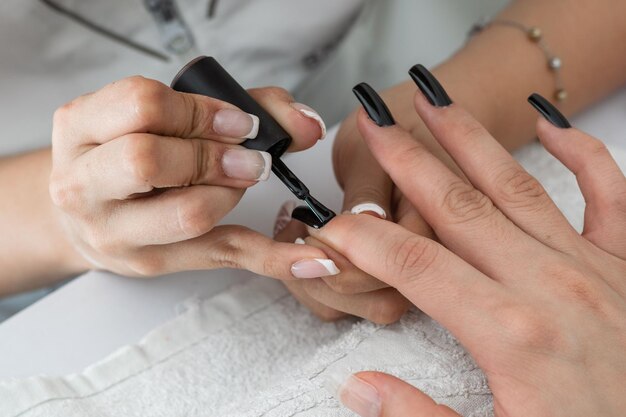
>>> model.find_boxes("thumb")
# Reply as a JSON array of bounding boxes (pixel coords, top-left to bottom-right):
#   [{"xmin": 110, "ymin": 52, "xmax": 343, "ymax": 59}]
[{"xmin": 333, "ymin": 371, "xmax": 460, "ymax": 417}]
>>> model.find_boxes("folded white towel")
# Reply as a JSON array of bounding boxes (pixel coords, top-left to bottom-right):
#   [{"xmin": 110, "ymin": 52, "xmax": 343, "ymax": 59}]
[{"xmin": 1, "ymin": 142, "xmax": 624, "ymax": 417}]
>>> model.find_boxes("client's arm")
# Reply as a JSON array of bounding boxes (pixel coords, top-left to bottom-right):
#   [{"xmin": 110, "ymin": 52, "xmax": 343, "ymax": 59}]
[{"xmin": 285, "ymin": 0, "xmax": 626, "ymax": 322}]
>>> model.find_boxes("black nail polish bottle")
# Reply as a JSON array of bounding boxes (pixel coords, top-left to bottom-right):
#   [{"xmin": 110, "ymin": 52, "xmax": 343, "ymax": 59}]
[{"xmin": 171, "ymin": 56, "xmax": 335, "ymax": 228}]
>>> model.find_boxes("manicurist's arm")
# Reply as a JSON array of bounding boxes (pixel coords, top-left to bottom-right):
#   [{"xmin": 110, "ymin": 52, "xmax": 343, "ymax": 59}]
[{"xmin": 0, "ymin": 79, "xmax": 332, "ymax": 296}]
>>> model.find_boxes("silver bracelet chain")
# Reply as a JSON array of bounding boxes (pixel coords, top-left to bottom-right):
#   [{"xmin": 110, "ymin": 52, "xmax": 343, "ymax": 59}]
[{"xmin": 469, "ymin": 17, "xmax": 567, "ymax": 103}]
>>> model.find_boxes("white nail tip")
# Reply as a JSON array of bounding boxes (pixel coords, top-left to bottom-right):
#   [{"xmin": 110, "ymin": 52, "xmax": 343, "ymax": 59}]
[
  {"xmin": 350, "ymin": 203, "xmax": 387, "ymax": 219},
  {"xmin": 246, "ymin": 114, "xmax": 260, "ymax": 139},
  {"xmin": 300, "ymin": 109, "xmax": 327, "ymax": 140},
  {"xmin": 294, "ymin": 238, "xmax": 306, "ymax": 245},
  {"xmin": 258, "ymin": 151, "xmax": 272, "ymax": 181},
  {"xmin": 316, "ymin": 259, "xmax": 340, "ymax": 275}
]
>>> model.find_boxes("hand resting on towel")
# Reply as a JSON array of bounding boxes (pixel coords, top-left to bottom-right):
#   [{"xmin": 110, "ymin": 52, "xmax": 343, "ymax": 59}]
[{"xmin": 306, "ymin": 70, "xmax": 626, "ymax": 416}]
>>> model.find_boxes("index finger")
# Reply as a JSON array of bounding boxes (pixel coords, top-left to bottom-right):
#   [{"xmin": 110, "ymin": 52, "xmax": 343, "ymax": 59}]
[
  {"xmin": 55, "ymin": 76, "xmax": 256, "ymax": 148},
  {"xmin": 311, "ymin": 214, "xmax": 505, "ymax": 343}
]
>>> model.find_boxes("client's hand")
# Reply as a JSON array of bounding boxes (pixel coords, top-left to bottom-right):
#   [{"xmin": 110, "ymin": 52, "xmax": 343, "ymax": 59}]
[
  {"xmin": 50, "ymin": 76, "xmax": 333, "ymax": 278},
  {"xmin": 308, "ymin": 69, "xmax": 626, "ymax": 416}
]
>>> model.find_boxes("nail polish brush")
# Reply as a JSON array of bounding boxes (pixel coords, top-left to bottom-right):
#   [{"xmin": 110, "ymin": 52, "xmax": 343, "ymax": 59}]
[{"xmin": 171, "ymin": 56, "xmax": 335, "ymax": 228}]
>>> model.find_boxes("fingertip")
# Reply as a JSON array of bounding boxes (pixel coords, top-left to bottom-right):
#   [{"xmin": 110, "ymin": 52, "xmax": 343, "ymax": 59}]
[
  {"xmin": 290, "ymin": 102, "xmax": 326, "ymax": 140},
  {"xmin": 535, "ymin": 116, "xmax": 562, "ymax": 141}
]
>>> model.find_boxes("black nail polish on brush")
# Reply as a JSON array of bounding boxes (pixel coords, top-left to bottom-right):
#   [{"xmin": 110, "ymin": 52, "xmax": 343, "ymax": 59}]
[
  {"xmin": 528, "ymin": 93, "xmax": 571, "ymax": 128},
  {"xmin": 408, "ymin": 64, "xmax": 453, "ymax": 107},
  {"xmin": 171, "ymin": 56, "xmax": 335, "ymax": 229},
  {"xmin": 352, "ymin": 83, "xmax": 396, "ymax": 126}
]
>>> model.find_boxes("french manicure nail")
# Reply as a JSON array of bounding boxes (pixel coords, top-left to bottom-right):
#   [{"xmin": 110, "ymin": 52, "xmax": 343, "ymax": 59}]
[
  {"xmin": 350, "ymin": 203, "xmax": 387, "ymax": 219},
  {"xmin": 528, "ymin": 93, "xmax": 571, "ymax": 128},
  {"xmin": 409, "ymin": 64, "xmax": 453, "ymax": 107},
  {"xmin": 352, "ymin": 83, "xmax": 396, "ymax": 127},
  {"xmin": 331, "ymin": 373, "xmax": 381, "ymax": 417},
  {"xmin": 274, "ymin": 200, "xmax": 298, "ymax": 236},
  {"xmin": 294, "ymin": 237, "xmax": 306, "ymax": 245},
  {"xmin": 291, "ymin": 258, "xmax": 340, "ymax": 279},
  {"xmin": 221, "ymin": 149, "xmax": 271, "ymax": 181},
  {"xmin": 214, "ymin": 109, "xmax": 260, "ymax": 139},
  {"xmin": 291, "ymin": 102, "xmax": 327, "ymax": 140}
]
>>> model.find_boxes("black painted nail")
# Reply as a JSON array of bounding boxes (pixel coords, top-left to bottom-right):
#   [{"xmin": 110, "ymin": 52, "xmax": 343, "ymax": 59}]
[
  {"xmin": 352, "ymin": 83, "xmax": 396, "ymax": 127},
  {"xmin": 291, "ymin": 206, "xmax": 325, "ymax": 229},
  {"xmin": 528, "ymin": 93, "xmax": 571, "ymax": 128},
  {"xmin": 408, "ymin": 64, "xmax": 453, "ymax": 107}
]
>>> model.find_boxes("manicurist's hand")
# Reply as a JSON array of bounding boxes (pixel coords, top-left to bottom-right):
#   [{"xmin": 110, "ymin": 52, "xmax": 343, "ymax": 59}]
[
  {"xmin": 49, "ymin": 76, "xmax": 334, "ymax": 278},
  {"xmin": 308, "ymin": 68, "xmax": 626, "ymax": 416}
]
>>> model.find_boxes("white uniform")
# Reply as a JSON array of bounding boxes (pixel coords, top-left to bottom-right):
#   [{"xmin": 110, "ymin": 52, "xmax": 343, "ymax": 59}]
[{"xmin": 0, "ymin": 0, "xmax": 366, "ymax": 155}]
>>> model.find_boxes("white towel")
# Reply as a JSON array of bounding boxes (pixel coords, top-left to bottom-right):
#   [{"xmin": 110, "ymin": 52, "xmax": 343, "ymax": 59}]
[{"xmin": 1, "ymin": 141, "xmax": 624, "ymax": 417}]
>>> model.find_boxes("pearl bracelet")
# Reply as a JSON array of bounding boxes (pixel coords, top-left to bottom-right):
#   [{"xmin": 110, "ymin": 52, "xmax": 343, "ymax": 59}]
[{"xmin": 469, "ymin": 17, "xmax": 567, "ymax": 102}]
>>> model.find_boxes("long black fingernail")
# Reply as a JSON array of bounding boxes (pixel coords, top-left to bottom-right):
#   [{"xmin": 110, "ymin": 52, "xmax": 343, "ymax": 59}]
[
  {"xmin": 291, "ymin": 205, "xmax": 326, "ymax": 229},
  {"xmin": 352, "ymin": 83, "xmax": 396, "ymax": 126},
  {"xmin": 527, "ymin": 93, "xmax": 571, "ymax": 128},
  {"xmin": 408, "ymin": 64, "xmax": 453, "ymax": 107}
]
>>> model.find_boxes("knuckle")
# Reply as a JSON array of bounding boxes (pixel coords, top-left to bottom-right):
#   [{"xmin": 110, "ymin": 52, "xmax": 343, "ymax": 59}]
[
  {"xmin": 185, "ymin": 95, "xmax": 212, "ymax": 137},
  {"xmin": 124, "ymin": 77, "xmax": 168, "ymax": 131},
  {"xmin": 456, "ymin": 119, "xmax": 488, "ymax": 142},
  {"xmin": 191, "ymin": 139, "xmax": 217, "ymax": 183},
  {"xmin": 52, "ymin": 101, "xmax": 73, "ymax": 128},
  {"xmin": 496, "ymin": 305, "xmax": 563, "ymax": 351},
  {"xmin": 49, "ymin": 172, "xmax": 84, "ymax": 211},
  {"xmin": 545, "ymin": 262, "xmax": 608, "ymax": 317},
  {"xmin": 585, "ymin": 138, "xmax": 610, "ymax": 159},
  {"xmin": 440, "ymin": 181, "xmax": 495, "ymax": 224},
  {"xmin": 261, "ymin": 251, "xmax": 286, "ymax": 279},
  {"xmin": 493, "ymin": 166, "xmax": 548, "ymax": 208},
  {"xmin": 176, "ymin": 197, "xmax": 217, "ymax": 238},
  {"xmin": 386, "ymin": 236, "xmax": 440, "ymax": 286},
  {"xmin": 212, "ymin": 231, "xmax": 246, "ymax": 269},
  {"xmin": 122, "ymin": 134, "xmax": 160, "ymax": 186}
]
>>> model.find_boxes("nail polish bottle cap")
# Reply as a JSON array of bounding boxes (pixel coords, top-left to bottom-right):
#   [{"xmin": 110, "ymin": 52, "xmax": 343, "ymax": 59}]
[{"xmin": 171, "ymin": 56, "xmax": 291, "ymax": 157}]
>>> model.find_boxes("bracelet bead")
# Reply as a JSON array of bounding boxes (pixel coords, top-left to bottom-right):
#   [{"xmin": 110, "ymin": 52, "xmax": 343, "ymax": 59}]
[
  {"xmin": 528, "ymin": 26, "xmax": 542, "ymax": 41},
  {"xmin": 469, "ymin": 18, "xmax": 567, "ymax": 103}
]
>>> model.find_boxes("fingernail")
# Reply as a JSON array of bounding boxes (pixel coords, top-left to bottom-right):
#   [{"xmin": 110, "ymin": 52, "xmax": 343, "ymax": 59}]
[
  {"xmin": 214, "ymin": 109, "xmax": 260, "ymax": 139},
  {"xmin": 274, "ymin": 200, "xmax": 298, "ymax": 236},
  {"xmin": 291, "ymin": 258, "xmax": 340, "ymax": 279},
  {"xmin": 222, "ymin": 149, "xmax": 271, "ymax": 181},
  {"xmin": 528, "ymin": 93, "xmax": 571, "ymax": 128},
  {"xmin": 352, "ymin": 83, "xmax": 396, "ymax": 127},
  {"xmin": 409, "ymin": 64, "xmax": 453, "ymax": 107},
  {"xmin": 325, "ymin": 370, "xmax": 381, "ymax": 417},
  {"xmin": 350, "ymin": 203, "xmax": 387, "ymax": 219},
  {"xmin": 294, "ymin": 237, "xmax": 306, "ymax": 244},
  {"xmin": 291, "ymin": 102, "xmax": 327, "ymax": 140},
  {"xmin": 291, "ymin": 205, "xmax": 326, "ymax": 229}
]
